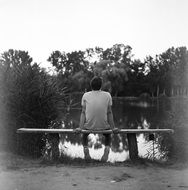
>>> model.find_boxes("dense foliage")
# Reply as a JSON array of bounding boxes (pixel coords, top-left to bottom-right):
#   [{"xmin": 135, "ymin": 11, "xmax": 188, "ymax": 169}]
[
  {"xmin": 48, "ymin": 44, "xmax": 188, "ymax": 97},
  {"xmin": 0, "ymin": 50, "xmax": 66, "ymax": 156}
]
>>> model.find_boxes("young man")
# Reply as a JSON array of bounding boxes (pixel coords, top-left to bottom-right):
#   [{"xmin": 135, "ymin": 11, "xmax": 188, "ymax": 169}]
[{"xmin": 75, "ymin": 76, "xmax": 118, "ymax": 161}]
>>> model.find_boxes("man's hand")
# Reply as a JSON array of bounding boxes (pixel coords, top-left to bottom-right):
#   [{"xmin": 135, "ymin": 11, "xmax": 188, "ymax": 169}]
[
  {"xmin": 112, "ymin": 128, "xmax": 120, "ymax": 134},
  {"xmin": 74, "ymin": 128, "xmax": 82, "ymax": 133}
]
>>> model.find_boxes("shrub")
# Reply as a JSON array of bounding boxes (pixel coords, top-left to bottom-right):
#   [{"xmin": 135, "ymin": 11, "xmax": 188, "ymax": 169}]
[{"xmin": 0, "ymin": 50, "xmax": 66, "ymax": 156}]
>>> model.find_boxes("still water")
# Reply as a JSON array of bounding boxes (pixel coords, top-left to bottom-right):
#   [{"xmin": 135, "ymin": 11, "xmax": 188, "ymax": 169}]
[{"xmin": 59, "ymin": 96, "xmax": 188, "ymax": 163}]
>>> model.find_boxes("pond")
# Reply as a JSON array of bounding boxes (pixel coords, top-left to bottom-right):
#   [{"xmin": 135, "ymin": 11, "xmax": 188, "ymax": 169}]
[{"xmin": 58, "ymin": 96, "xmax": 188, "ymax": 163}]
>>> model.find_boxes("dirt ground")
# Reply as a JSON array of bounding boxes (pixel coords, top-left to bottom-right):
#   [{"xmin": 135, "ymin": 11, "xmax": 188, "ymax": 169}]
[{"xmin": 0, "ymin": 152, "xmax": 188, "ymax": 190}]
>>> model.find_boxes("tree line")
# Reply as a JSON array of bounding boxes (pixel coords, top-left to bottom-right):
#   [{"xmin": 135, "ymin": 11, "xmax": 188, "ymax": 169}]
[{"xmin": 48, "ymin": 44, "xmax": 188, "ymax": 97}]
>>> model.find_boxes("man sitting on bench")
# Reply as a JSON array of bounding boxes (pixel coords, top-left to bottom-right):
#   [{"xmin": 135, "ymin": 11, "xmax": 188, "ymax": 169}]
[{"xmin": 75, "ymin": 76, "xmax": 118, "ymax": 161}]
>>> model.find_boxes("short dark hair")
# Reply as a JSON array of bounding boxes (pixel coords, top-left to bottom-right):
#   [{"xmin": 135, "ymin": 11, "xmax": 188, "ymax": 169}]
[{"xmin": 90, "ymin": 76, "xmax": 102, "ymax": 90}]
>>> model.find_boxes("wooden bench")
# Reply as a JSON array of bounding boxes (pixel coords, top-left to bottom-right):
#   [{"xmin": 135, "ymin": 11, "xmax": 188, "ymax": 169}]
[{"xmin": 17, "ymin": 128, "xmax": 174, "ymax": 161}]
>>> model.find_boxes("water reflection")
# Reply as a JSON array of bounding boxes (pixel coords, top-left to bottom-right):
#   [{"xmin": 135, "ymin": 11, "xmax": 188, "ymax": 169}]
[
  {"xmin": 59, "ymin": 131, "xmax": 168, "ymax": 163},
  {"xmin": 57, "ymin": 97, "xmax": 176, "ymax": 162},
  {"xmin": 59, "ymin": 134, "xmax": 129, "ymax": 162}
]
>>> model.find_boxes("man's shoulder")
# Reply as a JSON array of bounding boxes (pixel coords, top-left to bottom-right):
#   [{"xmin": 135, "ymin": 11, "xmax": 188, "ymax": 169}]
[
  {"xmin": 83, "ymin": 91, "xmax": 92, "ymax": 96},
  {"xmin": 83, "ymin": 91, "xmax": 111, "ymax": 97},
  {"xmin": 82, "ymin": 91, "xmax": 92, "ymax": 99}
]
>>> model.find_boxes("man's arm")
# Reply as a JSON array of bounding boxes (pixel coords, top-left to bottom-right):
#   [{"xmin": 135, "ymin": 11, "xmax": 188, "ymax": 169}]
[
  {"xmin": 79, "ymin": 104, "xmax": 86, "ymax": 129},
  {"xmin": 107, "ymin": 105, "xmax": 115, "ymax": 129}
]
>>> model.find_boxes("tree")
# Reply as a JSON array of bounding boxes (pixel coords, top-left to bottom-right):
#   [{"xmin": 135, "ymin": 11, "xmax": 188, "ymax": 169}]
[
  {"xmin": 157, "ymin": 47, "xmax": 188, "ymax": 96},
  {"xmin": 48, "ymin": 50, "xmax": 89, "ymax": 75},
  {"xmin": 127, "ymin": 59, "xmax": 147, "ymax": 96},
  {"xmin": 84, "ymin": 44, "xmax": 132, "ymax": 96},
  {"xmin": 144, "ymin": 56, "xmax": 161, "ymax": 97},
  {"xmin": 48, "ymin": 50, "xmax": 92, "ymax": 92},
  {"xmin": 102, "ymin": 44, "xmax": 132, "ymax": 65},
  {"xmin": 93, "ymin": 59, "xmax": 129, "ymax": 96}
]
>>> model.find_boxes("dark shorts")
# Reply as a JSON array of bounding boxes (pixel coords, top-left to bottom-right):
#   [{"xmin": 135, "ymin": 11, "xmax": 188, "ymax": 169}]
[{"xmin": 82, "ymin": 133, "xmax": 111, "ymax": 146}]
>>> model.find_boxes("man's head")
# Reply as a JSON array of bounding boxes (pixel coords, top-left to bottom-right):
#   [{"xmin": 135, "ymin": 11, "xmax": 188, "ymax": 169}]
[{"xmin": 90, "ymin": 76, "xmax": 102, "ymax": 90}]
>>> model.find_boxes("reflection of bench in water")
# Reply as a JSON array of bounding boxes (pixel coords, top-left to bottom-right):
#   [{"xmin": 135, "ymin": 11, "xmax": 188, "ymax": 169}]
[{"xmin": 17, "ymin": 128, "xmax": 174, "ymax": 161}]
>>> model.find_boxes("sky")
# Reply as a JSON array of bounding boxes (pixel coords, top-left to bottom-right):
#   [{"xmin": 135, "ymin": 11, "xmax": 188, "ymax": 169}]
[{"xmin": 0, "ymin": 0, "xmax": 188, "ymax": 68}]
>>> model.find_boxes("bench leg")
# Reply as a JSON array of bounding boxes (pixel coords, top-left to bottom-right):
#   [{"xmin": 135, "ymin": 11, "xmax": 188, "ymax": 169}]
[{"xmin": 127, "ymin": 133, "xmax": 138, "ymax": 161}]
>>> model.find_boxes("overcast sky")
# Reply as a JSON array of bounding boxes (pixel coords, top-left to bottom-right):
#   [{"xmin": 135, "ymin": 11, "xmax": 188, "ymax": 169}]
[{"xmin": 0, "ymin": 0, "xmax": 188, "ymax": 67}]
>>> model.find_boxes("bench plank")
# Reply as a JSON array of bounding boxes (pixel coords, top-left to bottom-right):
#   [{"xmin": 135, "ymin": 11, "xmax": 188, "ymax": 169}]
[{"xmin": 17, "ymin": 128, "xmax": 174, "ymax": 134}]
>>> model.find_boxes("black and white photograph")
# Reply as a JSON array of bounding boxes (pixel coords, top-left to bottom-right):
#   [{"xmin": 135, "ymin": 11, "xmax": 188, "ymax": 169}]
[{"xmin": 0, "ymin": 0, "xmax": 188, "ymax": 189}]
